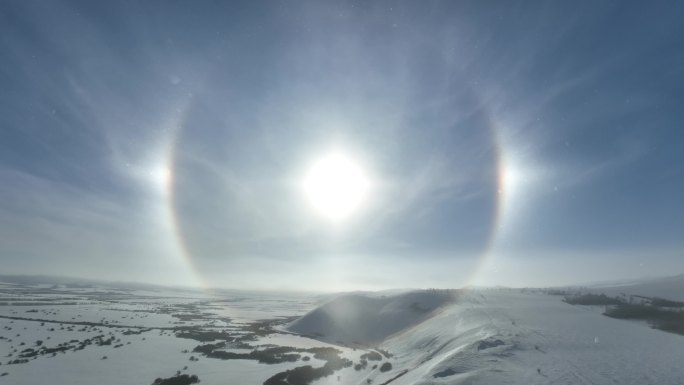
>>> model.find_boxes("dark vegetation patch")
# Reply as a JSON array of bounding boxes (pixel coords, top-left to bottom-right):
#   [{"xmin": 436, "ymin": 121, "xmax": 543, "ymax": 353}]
[
  {"xmin": 477, "ymin": 339, "xmax": 505, "ymax": 350},
  {"xmin": 563, "ymin": 294, "xmax": 684, "ymax": 335},
  {"xmin": 9, "ymin": 334, "xmax": 120, "ymax": 363},
  {"xmin": 360, "ymin": 351, "xmax": 382, "ymax": 361},
  {"xmin": 207, "ymin": 347, "xmax": 302, "ymax": 364},
  {"xmin": 191, "ymin": 342, "xmax": 224, "ymax": 355},
  {"xmin": 152, "ymin": 374, "xmax": 200, "ymax": 385},
  {"xmin": 192, "ymin": 342, "xmax": 351, "ymax": 385},
  {"xmin": 239, "ymin": 317, "xmax": 297, "ymax": 337},
  {"xmin": 173, "ymin": 317, "xmax": 294, "ymax": 346},
  {"xmin": 563, "ymin": 294, "xmax": 622, "ymax": 306},
  {"xmin": 379, "ymin": 362, "xmax": 392, "ymax": 372},
  {"xmin": 156, "ymin": 302, "xmax": 232, "ymax": 326},
  {"xmin": 649, "ymin": 297, "xmax": 684, "ymax": 308},
  {"xmin": 604, "ymin": 304, "xmax": 684, "ymax": 335},
  {"xmin": 433, "ymin": 368, "xmax": 458, "ymax": 378},
  {"xmin": 409, "ymin": 302, "xmax": 430, "ymax": 313},
  {"xmin": 544, "ymin": 289, "xmax": 569, "ymax": 296},
  {"xmin": 7, "ymin": 358, "xmax": 29, "ymax": 365},
  {"xmin": 175, "ymin": 330, "xmax": 232, "ymax": 342},
  {"xmin": 378, "ymin": 369, "xmax": 408, "ymax": 385},
  {"xmin": 193, "ymin": 343, "xmax": 343, "ymax": 365},
  {"xmin": 263, "ymin": 355, "xmax": 352, "ymax": 385}
]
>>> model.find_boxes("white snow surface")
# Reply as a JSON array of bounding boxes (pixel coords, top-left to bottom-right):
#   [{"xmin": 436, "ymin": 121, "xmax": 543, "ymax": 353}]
[
  {"xmin": 286, "ymin": 290, "xmax": 457, "ymax": 345},
  {"xmin": 405, "ymin": 290, "xmax": 684, "ymax": 385},
  {"xmin": 2, "ymin": 282, "xmax": 684, "ymax": 385},
  {"xmin": 295, "ymin": 289, "xmax": 684, "ymax": 385}
]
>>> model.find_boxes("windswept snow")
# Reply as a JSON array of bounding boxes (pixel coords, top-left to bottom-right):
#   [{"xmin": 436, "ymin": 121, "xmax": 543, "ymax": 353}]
[{"xmin": 287, "ymin": 289, "xmax": 684, "ymax": 385}]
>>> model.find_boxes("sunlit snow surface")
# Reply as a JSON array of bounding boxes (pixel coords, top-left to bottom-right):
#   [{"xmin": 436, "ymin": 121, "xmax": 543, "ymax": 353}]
[{"xmin": 0, "ymin": 282, "xmax": 683, "ymax": 385}]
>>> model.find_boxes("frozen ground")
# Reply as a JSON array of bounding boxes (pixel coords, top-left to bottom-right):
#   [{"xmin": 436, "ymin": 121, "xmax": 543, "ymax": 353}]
[{"xmin": 0, "ymin": 279, "xmax": 682, "ymax": 385}]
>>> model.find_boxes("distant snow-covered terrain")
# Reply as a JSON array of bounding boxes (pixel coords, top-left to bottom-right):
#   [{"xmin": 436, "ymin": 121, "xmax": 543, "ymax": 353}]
[
  {"xmin": 1, "ymin": 278, "xmax": 683, "ymax": 385},
  {"xmin": 587, "ymin": 274, "xmax": 684, "ymax": 302}
]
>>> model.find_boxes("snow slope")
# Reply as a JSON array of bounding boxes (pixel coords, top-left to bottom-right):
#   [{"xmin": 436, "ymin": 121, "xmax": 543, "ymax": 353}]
[
  {"xmin": 286, "ymin": 290, "xmax": 457, "ymax": 346},
  {"xmin": 293, "ymin": 289, "xmax": 684, "ymax": 385}
]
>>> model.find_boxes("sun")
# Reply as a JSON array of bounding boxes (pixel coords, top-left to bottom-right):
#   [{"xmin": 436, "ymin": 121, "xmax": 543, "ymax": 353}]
[{"xmin": 302, "ymin": 152, "xmax": 371, "ymax": 221}]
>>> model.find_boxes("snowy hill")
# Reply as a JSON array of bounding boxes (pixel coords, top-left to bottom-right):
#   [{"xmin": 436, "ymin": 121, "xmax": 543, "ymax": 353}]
[
  {"xmin": 377, "ymin": 289, "xmax": 684, "ymax": 385},
  {"xmin": 287, "ymin": 289, "xmax": 684, "ymax": 385},
  {"xmin": 285, "ymin": 290, "xmax": 458, "ymax": 345}
]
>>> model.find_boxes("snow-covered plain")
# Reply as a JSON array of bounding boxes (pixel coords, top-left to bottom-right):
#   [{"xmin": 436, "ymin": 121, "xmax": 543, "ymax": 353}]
[
  {"xmin": 1, "ymin": 280, "xmax": 682, "ymax": 385},
  {"xmin": 0, "ymin": 282, "xmax": 327, "ymax": 385}
]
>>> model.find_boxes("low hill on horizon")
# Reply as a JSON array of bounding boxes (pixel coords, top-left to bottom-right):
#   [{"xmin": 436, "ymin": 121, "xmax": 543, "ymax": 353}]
[{"xmin": 586, "ymin": 274, "xmax": 684, "ymax": 302}]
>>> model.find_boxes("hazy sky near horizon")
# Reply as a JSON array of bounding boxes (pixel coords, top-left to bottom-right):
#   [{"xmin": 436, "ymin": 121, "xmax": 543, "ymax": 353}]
[{"xmin": 1, "ymin": 1, "xmax": 683, "ymax": 291}]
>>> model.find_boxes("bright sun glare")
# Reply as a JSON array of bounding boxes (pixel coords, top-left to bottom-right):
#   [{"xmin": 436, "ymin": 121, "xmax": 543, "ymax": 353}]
[{"xmin": 302, "ymin": 152, "xmax": 370, "ymax": 222}]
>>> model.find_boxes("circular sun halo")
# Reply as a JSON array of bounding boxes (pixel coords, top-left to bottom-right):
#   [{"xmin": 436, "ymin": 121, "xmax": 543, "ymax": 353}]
[{"xmin": 302, "ymin": 152, "xmax": 370, "ymax": 222}]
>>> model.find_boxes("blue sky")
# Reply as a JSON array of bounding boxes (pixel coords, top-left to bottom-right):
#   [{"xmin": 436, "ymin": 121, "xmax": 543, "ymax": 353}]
[{"xmin": 1, "ymin": 1, "xmax": 683, "ymax": 290}]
